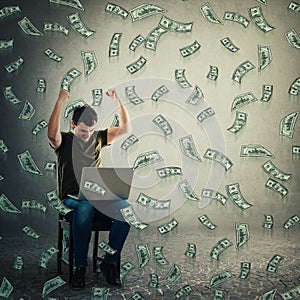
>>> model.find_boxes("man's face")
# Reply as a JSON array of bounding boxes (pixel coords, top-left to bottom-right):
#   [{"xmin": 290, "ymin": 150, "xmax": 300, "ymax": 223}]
[{"xmin": 73, "ymin": 121, "xmax": 96, "ymax": 142}]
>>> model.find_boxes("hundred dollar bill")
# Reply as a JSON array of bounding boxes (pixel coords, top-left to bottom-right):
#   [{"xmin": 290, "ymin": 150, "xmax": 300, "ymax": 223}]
[
  {"xmin": 105, "ymin": 3, "xmax": 128, "ymax": 19},
  {"xmin": 32, "ymin": 120, "xmax": 48, "ymax": 135},
  {"xmin": 178, "ymin": 179, "xmax": 199, "ymax": 201},
  {"xmin": 131, "ymin": 292, "xmax": 146, "ymax": 300},
  {"xmin": 83, "ymin": 181, "xmax": 106, "ymax": 196},
  {"xmin": 223, "ymin": 11, "xmax": 249, "ymax": 28},
  {"xmin": 266, "ymin": 254, "xmax": 283, "ymax": 273},
  {"xmin": 37, "ymin": 78, "xmax": 46, "ymax": 93},
  {"xmin": 92, "ymin": 89, "xmax": 102, "ymax": 106},
  {"xmin": 121, "ymin": 134, "xmax": 138, "ymax": 151},
  {"xmin": 210, "ymin": 270, "xmax": 234, "ymax": 288},
  {"xmin": 228, "ymin": 111, "xmax": 247, "ymax": 133},
  {"xmin": 67, "ymin": 12, "xmax": 95, "ymax": 38},
  {"xmin": 22, "ymin": 200, "xmax": 47, "ymax": 213},
  {"xmin": 64, "ymin": 99, "xmax": 86, "ymax": 118},
  {"xmin": 175, "ymin": 285, "xmax": 192, "ymax": 299},
  {"xmin": 261, "ymin": 84, "xmax": 273, "ymax": 102},
  {"xmin": 240, "ymin": 144, "xmax": 273, "ymax": 157},
  {"xmin": 144, "ymin": 26, "xmax": 168, "ymax": 51},
  {"xmin": 17, "ymin": 150, "xmax": 42, "ymax": 175},
  {"xmin": 133, "ymin": 150, "xmax": 163, "ymax": 170},
  {"xmin": 5, "ymin": 56, "xmax": 24, "ymax": 73},
  {"xmin": 257, "ymin": 0, "xmax": 267, "ymax": 4},
  {"xmin": 44, "ymin": 161, "xmax": 56, "ymax": 172},
  {"xmin": 258, "ymin": 289, "xmax": 277, "ymax": 300},
  {"xmin": 214, "ymin": 289, "xmax": 225, "ymax": 300},
  {"xmin": 203, "ymin": 148, "xmax": 233, "ymax": 171},
  {"xmin": 120, "ymin": 206, "xmax": 148, "ymax": 230},
  {"xmin": 185, "ymin": 243, "xmax": 196, "ymax": 258},
  {"xmin": 61, "ymin": 68, "xmax": 82, "ymax": 91},
  {"xmin": 39, "ymin": 246, "xmax": 59, "ymax": 269},
  {"xmin": 81, "ymin": 51, "xmax": 97, "ymax": 76},
  {"xmin": 151, "ymin": 85, "xmax": 169, "ymax": 101},
  {"xmin": 0, "ymin": 277, "xmax": 13, "ymax": 298},
  {"xmin": 285, "ymin": 28, "xmax": 300, "ymax": 49},
  {"xmin": 120, "ymin": 261, "xmax": 135, "ymax": 281},
  {"xmin": 0, "ymin": 6, "xmax": 21, "ymax": 20},
  {"xmin": 159, "ymin": 15, "xmax": 193, "ymax": 32},
  {"xmin": 180, "ymin": 40, "xmax": 201, "ymax": 57},
  {"xmin": 280, "ymin": 285, "xmax": 300, "ymax": 300},
  {"xmin": 231, "ymin": 92, "xmax": 257, "ymax": 110},
  {"xmin": 263, "ymin": 215, "xmax": 274, "ymax": 229},
  {"xmin": 288, "ymin": 1, "xmax": 300, "ymax": 15},
  {"xmin": 3, "ymin": 86, "xmax": 22, "ymax": 104},
  {"xmin": 156, "ymin": 166, "xmax": 181, "ymax": 178},
  {"xmin": 288, "ymin": 77, "xmax": 300, "ymax": 95},
  {"xmin": 280, "ymin": 112, "xmax": 298, "ymax": 138},
  {"xmin": 262, "ymin": 160, "xmax": 291, "ymax": 182},
  {"xmin": 258, "ymin": 45, "xmax": 272, "ymax": 71},
  {"xmin": 153, "ymin": 246, "xmax": 169, "ymax": 265},
  {"xmin": 232, "ymin": 60, "xmax": 255, "ymax": 83},
  {"xmin": 126, "ymin": 56, "xmax": 147, "ymax": 74},
  {"xmin": 19, "ymin": 100, "xmax": 35, "ymax": 120},
  {"xmin": 13, "ymin": 256, "xmax": 23, "ymax": 270},
  {"xmin": 292, "ymin": 145, "xmax": 300, "ymax": 154},
  {"xmin": 165, "ymin": 264, "xmax": 181, "ymax": 283},
  {"xmin": 23, "ymin": 225, "xmax": 40, "ymax": 239},
  {"xmin": 136, "ymin": 192, "xmax": 171, "ymax": 210},
  {"xmin": 91, "ymin": 287, "xmax": 110, "ymax": 300},
  {"xmin": 179, "ymin": 134, "xmax": 202, "ymax": 161},
  {"xmin": 129, "ymin": 35, "xmax": 145, "ymax": 51},
  {"xmin": 130, "ymin": 4, "xmax": 166, "ymax": 22},
  {"xmin": 49, "ymin": 0, "xmax": 84, "ymax": 11},
  {"xmin": 125, "ymin": 86, "xmax": 144, "ymax": 105},
  {"xmin": 110, "ymin": 114, "xmax": 119, "ymax": 127},
  {"xmin": 198, "ymin": 215, "xmax": 217, "ymax": 230},
  {"xmin": 249, "ymin": 6, "xmax": 275, "ymax": 33},
  {"xmin": 239, "ymin": 262, "xmax": 251, "ymax": 279},
  {"xmin": 226, "ymin": 183, "xmax": 253, "ymax": 210},
  {"xmin": 157, "ymin": 218, "xmax": 178, "ymax": 234},
  {"xmin": 0, "ymin": 39, "xmax": 13, "ymax": 50},
  {"xmin": 201, "ymin": 188, "xmax": 227, "ymax": 205},
  {"xmin": 210, "ymin": 238, "xmax": 233, "ymax": 260},
  {"xmin": 44, "ymin": 22, "xmax": 69, "ymax": 35},
  {"xmin": 265, "ymin": 178, "xmax": 288, "ymax": 197},
  {"xmin": 42, "ymin": 276, "xmax": 66, "ymax": 298},
  {"xmin": 236, "ymin": 223, "xmax": 250, "ymax": 248},
  {"xmin": 98, "ymin": 241, "xmax": 117, "ymax": 255},
  {"xmin": 153, "ymin": 114, "xmax": 173, "ymax": 135},
  {"xmin": 0, "ymin": 139, "xmax": 9, "ymax": 154},
  {"xmin": 186, "ymin": 84, "xmax": 204, "ymax": 105},
  {"xmin": 283, "ymin": 215, "xmax": 300, "ymax": 229},
  {"xmin": 200, "ymin": 2, "xmax": 223, "ymax": 24},
  {"xmin": 175, "ymin": 69, "xmax": 192, "ymax": 88},
  {"xmin": 197, "ymin": 107, "xmax": 215, "ymax": 123},
  {"xmin": 207, "ymin": 65, "xmax": 218, "ymax": 80},
  {"xmin": 46, "ymin": 190, "xmax": 73, "ymax": 215},
  {"xmin": 0, "ymin": 194, "xmax": 21, "ymax": 213},
  {"xmin": 109, "ymin": 33, "xmax": 122, "ymax": 57},
  {"xmin": 220, "ymin": 37, "xmax": 239, "ymax": 53},
  {"xmin": 18, "ymin": 17, "xmax": 43, "ymax": 36},
  {"xmin": 136, "ymin": 244, "xmax": 150, "ymax": 268}
]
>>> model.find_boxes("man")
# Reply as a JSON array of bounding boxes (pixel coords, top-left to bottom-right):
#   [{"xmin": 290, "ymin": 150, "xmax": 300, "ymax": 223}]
[{"xmin": 48, "ymin": 88, "xmax": 131, "ymax": 289}]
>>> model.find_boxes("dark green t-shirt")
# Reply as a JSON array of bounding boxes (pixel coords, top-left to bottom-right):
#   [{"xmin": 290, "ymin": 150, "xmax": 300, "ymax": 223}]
[{"xmin": 54, "ymin": 129, "xmax": 108, "ymax": 200}]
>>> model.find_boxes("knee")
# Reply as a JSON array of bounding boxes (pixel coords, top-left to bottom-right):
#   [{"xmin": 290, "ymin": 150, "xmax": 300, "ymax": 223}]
[{"xmin": 77, "ymin": 201, "xmax": 94, "ymax": 220}]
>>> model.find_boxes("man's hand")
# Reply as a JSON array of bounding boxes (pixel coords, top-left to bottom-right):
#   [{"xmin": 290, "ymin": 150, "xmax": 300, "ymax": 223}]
[
  {"xmin": 106, "ymin": 88, "xmax": 120, "ymax": 102},
  {"xmin": 58, "ymin": 89, "xmax": 70, "ymax": 103}
]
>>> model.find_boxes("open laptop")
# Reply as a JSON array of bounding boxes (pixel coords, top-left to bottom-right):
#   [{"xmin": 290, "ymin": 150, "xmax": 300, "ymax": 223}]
[{"xmin": 68, "ymin": 167, "xmax": 134, "ymax": 201}]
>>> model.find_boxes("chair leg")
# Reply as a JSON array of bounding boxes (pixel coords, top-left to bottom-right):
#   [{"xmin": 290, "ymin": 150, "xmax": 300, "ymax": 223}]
[
  {"xmin": 93, "ymin": 231, "xmax": 99, "ymax": 273},
  {"xmin": 68, "ymin": 225, "xmax": 74, "ymax": 284},
  {"xmin": 57, "ymin": 220, "xmax": 63, "ymax": 274}
]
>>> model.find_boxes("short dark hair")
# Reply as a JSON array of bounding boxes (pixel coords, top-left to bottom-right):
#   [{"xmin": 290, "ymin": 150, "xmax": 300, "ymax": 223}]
[{"xmin": 72, "ymin": 105, "xmax": 98, "ymax": 126}]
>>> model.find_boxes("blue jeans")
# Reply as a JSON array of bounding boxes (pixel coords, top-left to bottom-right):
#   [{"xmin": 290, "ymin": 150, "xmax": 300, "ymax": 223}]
[{"xmin": 64, "ymin": 198, "xmax": 131, "ymax": 267}]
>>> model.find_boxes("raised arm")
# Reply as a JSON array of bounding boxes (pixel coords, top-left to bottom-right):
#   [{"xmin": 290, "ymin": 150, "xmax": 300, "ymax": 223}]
[
  {"xmin": 106, "ymin": 88, "xmax": 131, "ymax": 144},
  {"xmin": 48, "ymin": 89, "xmax": 70, "ymax": 148}
]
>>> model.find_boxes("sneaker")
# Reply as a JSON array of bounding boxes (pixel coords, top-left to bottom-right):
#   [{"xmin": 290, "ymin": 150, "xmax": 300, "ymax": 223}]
[
  {"xmin": 100, "ymin": 261, "xmax": 121, "ymax": 287},
  {"xmin": 71, "ymin": 267, "xmax": 86, "ymax": 290}
]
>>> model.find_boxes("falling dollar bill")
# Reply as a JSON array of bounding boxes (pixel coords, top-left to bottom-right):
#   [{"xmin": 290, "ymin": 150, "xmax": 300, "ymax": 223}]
[
  {"xmin": 265, "ymin": 178, "xmax": 288, "ymax": 197},
  {"xmin": 105, "ymin": 2, "xmax": 128, "ymax": 19},
  {"xmin": 110, "ymin": 114, "xmax": 119, "ymax": 127},
  {"xmin": 223, "ymin": 11, "xmax": 249, "ymax": 28},
  {"xmin": 136, "ymin": 192, "xmax": 171, "ymax": 210},
  {"xmin": 92, "ymin": 89, "xmax": 102, "ymax": 106},
  {"xmin": 288, "ymin": 1, "xmax": 300, "ymax": 15},
  {"xmin": 285, "ymin": 28, "xmax": 300, "ymax": 49},
  {"xmin": 153, "ymin": 246, "xmax": 169, "ymax": 265},
  {"xmin": 64, "ymin": 99, "xmax": 86, "ymax": 118},
  {"xmin": 280, "ymin": 285, "xmax": 300, "ymax": 300},
  {"xmin": 210, "ymin": 238, "xmax": 233, "ymax": 260},
  {"xmin": 18, "ymin": 100, "xmax": 35, "ymax": 120},
  {"xmin": 180, "ymin": 40, "xmax": 201, "ymax": 57},
  {"xmin": 44, "ymin": 48, "xmax": 63, "ymax": 62},
  {"xmin": 0, "ymin": 39, "xmax": 13, "ymax": 50},
  {"xmin": 22, "ymin": 200, "xmax": 47, "ymax": 213},
  {"xmin": 0, "ymin": 194, "xmax": 21, "ymax": 213},
  {"xmin": 175, "ymin": 69, "xmax": 192, "ymax": 88},
  {"xmin": 235, "ymin": 223, "xmax": 250, "ymax": 248},
  {"xmin": 144, "ymin": 26, "xmax": 168, "ymax": 51},
  {"xmin": 36, "ymin": 78, "xmax": 46, "ymax": 93},
  {"xmin": 3, "ymin": 86, "xmax": 22, "ymax": 104},
  {"xmin": 13, "ymin": 256, "xmax": 23, "ymax": 270},
  {"xmin": 283, "ymin": 215, "xmax": 300, "ymax": 229},
  {"xmin": 258, "ymin": 289, "xmax": 277, "ymax": 300},
  {"xmin": 156, "ymin": 166, "xmax": 181, "ymax": 178},
  {"xmin": 121, "ymin": 134, "xmax": 139, "ymax": 151},
  {"xmin": 185, "ymin": 243, "xmax": 196, "ymax": 258},
  {"xmin": 178, "ymin": 179, "xmax": 199, "ymax": 201},
  {"xmin": 157, "ymin": 218, "xmax": 178, "ymax": 234},
  {"xmin": 46, "ymin": 190, "xmax": 73, "ymax": 216},
  {"xmin": 220, "ymin": 37, "xmax": 239, "ymax": 53},
  {"xmin": 239, "ymin": 262, "xmax": 251, "ymax": 279},
  {"xmin": 175, "ymin": 285, "xmax": 192, "ymax": 299},
  {"xmin": 210, "ymin": 270, "xmax": 234, "ymax": 288},
  {"xmin": 5, "ymin": 56, "xmax": 24, "ymax": 73},
  {"xmin": 165, "ymin": 264, "xmax": 181, "ymax": 283},
  {"xmin": 39, "ymin": 246, "xmax": 59, "ymax": 269},
  {"xmin": 263, "ymin": 215, "xmax": 274, "ymax": 229},
  {"xmin": 0, "ymin": 6, "xmax": 21, "ymax": 20},
  {"xmin": 262, "ymin": 160, "xmax": 291, "ymax": 182},
  {"xmin": 17, "ymin": 150, "xmax": 42, "ymax": 175},
  {"xmin": 240, "ymin": 144, "xmax": 273, "ymax": 157},
  {"xmin": 198, "ymin": 215, "xmax": 217, "ymax": 230},
  {"xmin": 153, "ymin": 114, "xmax": 173, "ymax": 135},
  {"xmin": 67, "ymin": 12, "xmax": 95, "ymax": 38},
  {"xmin": 266, "ymin": 254, "xmax": 283, "ymax": 273},
  {"xmin": 280, "ymin": 111, "xmax": 298, "ymax": 138},
  {"xmin": 228, "ymin": 111, "xmax": 247, "ymax": 133},
  {"xmin": 23, "ymin": 225, "xmax": 40, "ymax": 239},
  {"xmin": 203, "ymin": 148, "xmax": 233, "ymax": 171},
  {"xmin": 0, "ymin": 139, "xmax": 9, "ymax": 154},
  {"xmin": 91, "ymin": 287, "xmax": 110, "ymax": 300},
  {"xmin": 288, "ymin": 77, "xmax": 300, "ymax": 96},
  {"xmin": 214, "ymin": 289, "xmax": 226, "ymax": 300},
  {"xmin": 129, "ymin": 4, "xmax": 166, "ymax": 22},
  {"xmin": 149, "ymin": 275, "xmax": 159, "ymax": 289},
  {"xmin": 81, "ymin": 51, "xmax": 97, "ymax": 76},
  {"xmin": 126, "ymin": 56, "xmax": 147, "ymax": 74},
  {"xmin": 44, "ymin": 161, "xmax": 56, "ymax": 172},
  {"xmin": 98, "ymin": 241, "xmax": 117, "ymax": 255},
  {"xmin": 120, "ymin": 206, "xmax": 148, "ymax": 230},
  {"xmin": 186, "ymin": 84, "xmax": 204, "ymax": 105},
  {"xmin": 258, "ymin": 45, "xmax": 272, "ymax": 71},
  {"xmin": 131, "ymin": 292, "xmax": 146, "ymax": 300},
  {"xmin": 151, "ymin": 85, "xmax": 169, "ymax": 101},
  {"xmin": 18, "ymin": 16, "xmax": 43, "ymax": 36},
  {"xmin": 109, "ymin": 33, "xmax": 122, "ymax": 57},
  {"xmin": 257, "ymin": 0, "xmax": 267, "ymax": 4},
  {"xmin": 32, "ymin": 120, "xmax": 48, "ymax": 135},
  {"xmin": 159, "ymin": 15, "xmax": 193, "ymax": 32},
  {"xmin": 136, "ymin": 244, "xmax": 150, "ymax": 268},
  {"xmin": 197, "ymin": 107, "xmax": 215, "ymax": 123},
  {"xmin": 261, "ymin": 84, "xmax": 273, "ymax": 102},
  {"xmin": 179, "ymin": 134, "xmax": 202, "ymax": 162},
  {"xmin": 129, "ymin": 35, "xmax": 145, "ymax": 51},
  {"xmin": 125, "ymin": 86, "xmax": 144, "ymax": 105},
  {"xmin": 231, "ymin": 92, "xmax": 257, "ymax": 110},
  {"xmin": 42, "ymin": 276, "xmax": 66, "ymax": 298},
  {"xmin": 83, "ymin": 181, "xmax": 106, "ymax": 196},
  {"xmin": 0, "ymin": 276, "xmax": 13, "ymax": 298},
  {"xmin": 61, "ymin": 68, "xmax": 82, "ymax": 91},
  {"xmin": 292, "ymin": 145, "xmax": 300, "ymax": 154},
  {"xmin": 120, "ymin": 261, "xmax": 135, "ymax": 281},
  {"xmin": 44, "ymin": 22, "xmax": 69, "ymax": 35},
  {"xmin": 200, "ymin": 2, "xmax": 223, "ymax": 24},
  {"xmin": 133, "ymin": 150, "xmax": 163, "ymax": 170},
  {"xmin": 226, "ymin": 183, "xmax": 253, "ymax": 210},
  {"xmin": 49, "ymin": 0, "xmax": 84, "ymax": 11},
  {"xmin": 232, "ymin": 60, "xmax": 255, "ymax": 83},
  {"xmin": 249, "ymin": 6, "xmax": 275, "ymax": 33},
  {"xmin": 207, "ymin": 65, "xmax": 218, "ymax": 80},
  {"xmin": 201, "ymin": 188, "xmax": 227, "ymax": 205}
]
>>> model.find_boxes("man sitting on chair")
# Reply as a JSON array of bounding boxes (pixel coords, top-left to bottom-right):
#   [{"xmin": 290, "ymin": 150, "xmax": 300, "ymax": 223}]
[{"xmin": 48, "ymin": 88, "xmax": 131, "ymax": 289}]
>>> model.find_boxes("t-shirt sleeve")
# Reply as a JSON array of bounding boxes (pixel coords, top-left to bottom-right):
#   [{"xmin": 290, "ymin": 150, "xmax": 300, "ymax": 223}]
[
  {"xmin": 54, "ymin": 132, "xmax": 67, "ymax": 153},
  {"xmin": 97, "ymin": 129, "xmax": 109, "ymax": 147}
]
